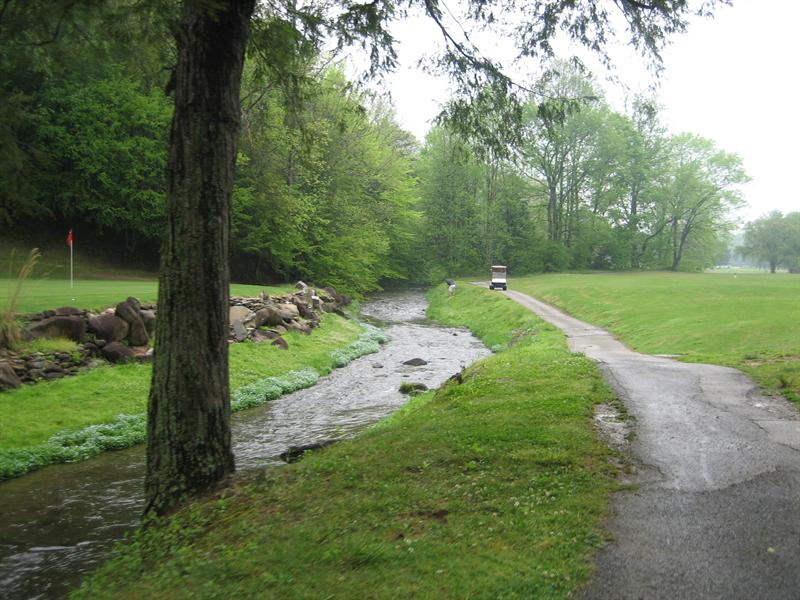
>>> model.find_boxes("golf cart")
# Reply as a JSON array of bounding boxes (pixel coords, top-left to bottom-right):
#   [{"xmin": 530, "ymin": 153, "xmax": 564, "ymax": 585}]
[{"xmin": 489, "ymin": 265, "xmax": 507, "ymax": 290}]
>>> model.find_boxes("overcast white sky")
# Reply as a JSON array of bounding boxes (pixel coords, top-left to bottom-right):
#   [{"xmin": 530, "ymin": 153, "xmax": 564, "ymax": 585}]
[{"xmin": 369, "ymin": 0, "xmax": 799, "ymax": 224}]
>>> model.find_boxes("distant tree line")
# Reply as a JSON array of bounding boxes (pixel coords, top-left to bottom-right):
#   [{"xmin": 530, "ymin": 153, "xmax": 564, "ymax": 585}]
[{"xmin": 418, "ymin": 62, "xmax": 751, "ymax": 276}]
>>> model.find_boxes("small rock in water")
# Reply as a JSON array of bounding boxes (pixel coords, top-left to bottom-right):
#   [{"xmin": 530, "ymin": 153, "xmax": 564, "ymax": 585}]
[
  {"xmin": 403, "ymin": 358, "xmax": 428, "ymax": 366},
  {"xmin": 372, "ymin": 363, "xmax": 384, "ymax": 369},
  {"xmin": 279, "ymin": 440, "xmax": 336, "ymax": 463}
]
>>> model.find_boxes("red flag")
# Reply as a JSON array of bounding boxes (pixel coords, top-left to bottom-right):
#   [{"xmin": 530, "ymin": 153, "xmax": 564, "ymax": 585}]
[{"xmin": 66, "ymin": 229, "xmax": 73, "ymax": 248}]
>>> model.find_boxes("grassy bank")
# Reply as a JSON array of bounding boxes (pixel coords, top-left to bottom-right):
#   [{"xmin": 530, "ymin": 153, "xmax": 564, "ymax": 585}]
[
  {"xmin": 75, "ymin": 285, "xmax": 617, "ymax": 599},
  {"xmin": 0, "ymin": 279, "xmax": 291, "ymax": 313},
  {"xmin": 0, "ymin": 315, "xmax": 368, "ymax": 478},
  {"xmin": 512, "ymin": 272, "xmax": 800, "ymax": 403}
]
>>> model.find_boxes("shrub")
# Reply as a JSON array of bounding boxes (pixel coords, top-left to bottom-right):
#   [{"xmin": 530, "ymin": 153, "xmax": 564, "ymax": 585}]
[{"xmin": 0, "ymin": 248, "xmax": 40, "ymax": 349}]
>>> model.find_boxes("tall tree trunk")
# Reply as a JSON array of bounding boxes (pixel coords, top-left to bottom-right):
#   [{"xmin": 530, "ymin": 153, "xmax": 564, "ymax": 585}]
[
  {"xmin": 145, "ymin": 0, "xmax": 256, "ymax": 517},
  {"xmin": 671, "ymin": 222, "xmax": 692, "ymax": 271},
  {"xmin": 483, "ymin": 159, "xmax": 498, "ymax": 264},
  {"xmin": 628, "ymin": 188, "xmax": 639, "ymax": 269},
  {"xmin": 547, "ymin": 181, "xmax": 558, "ymax": 241}
]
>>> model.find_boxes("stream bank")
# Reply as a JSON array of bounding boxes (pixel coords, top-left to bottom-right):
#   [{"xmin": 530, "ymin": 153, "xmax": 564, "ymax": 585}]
[
  {"xmin": 0, "ymin": 289, "xmax": 489, "ymax": 600},
  {"xmin": 74, "ymin": 284, "xmax": 618, "ymax": 600}
]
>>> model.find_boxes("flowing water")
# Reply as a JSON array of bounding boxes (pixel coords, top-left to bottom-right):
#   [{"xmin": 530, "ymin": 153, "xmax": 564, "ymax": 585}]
[{"xmin": 0, "ymin": 290, "xmax": 489, "ymax": 599}]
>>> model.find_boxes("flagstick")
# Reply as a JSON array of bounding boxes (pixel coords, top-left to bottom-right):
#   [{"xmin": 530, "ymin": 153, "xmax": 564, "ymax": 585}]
[{"xmin": 70, "ymin": 240, "xmax": 73, "ymax": 289}]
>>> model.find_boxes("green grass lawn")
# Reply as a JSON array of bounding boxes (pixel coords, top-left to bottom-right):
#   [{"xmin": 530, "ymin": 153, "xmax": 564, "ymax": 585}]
[
  {"xmin": 0, "ymin": 278, "xmax": 292, "ymax": 313},
  {"xmin": 75, "ymin": 284, "xmax": 617, "ymax": 599},
  {"xmin": 0, "ymin": 315, "xmax": 362, "ymax": 452},
  {"xmin": 511, "ymin": 271, "xmax": 800, "ymax": 403}
]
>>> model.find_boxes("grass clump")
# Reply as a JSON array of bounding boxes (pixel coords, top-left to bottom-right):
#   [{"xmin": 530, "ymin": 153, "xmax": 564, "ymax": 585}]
[
  {"xmin": 398, "ymin": 382, "xmax": 428, "ymax": 395},
  {"xmin": 22, "ymin": 336, "xmax": 79, "ymax": 354},
  {"xmin": 75, "ymin": 284, "xmax": 618, "ymax": 599},
  {"xmin": 0, "ymin": 248, "xmax": 40, "ymax": 348},
  {"xmin": 512, "ymin": 272, "xmax": 800, "ymax": 403}
]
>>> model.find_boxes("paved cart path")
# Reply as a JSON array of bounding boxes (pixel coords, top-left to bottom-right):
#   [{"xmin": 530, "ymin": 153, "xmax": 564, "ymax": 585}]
[{"xmin": 502, "ymin": 289, "xmax": 800, "ymax": 599}]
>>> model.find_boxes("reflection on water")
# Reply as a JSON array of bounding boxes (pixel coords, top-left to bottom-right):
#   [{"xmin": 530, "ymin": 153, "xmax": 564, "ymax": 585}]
[{"xmin": 0, "ymin": 290, "xmax": 489, "ymax": 599}]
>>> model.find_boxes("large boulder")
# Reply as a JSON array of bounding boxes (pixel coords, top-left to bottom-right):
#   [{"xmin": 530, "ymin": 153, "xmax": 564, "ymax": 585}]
[
  {"xmin": 115, "ymin": 299, "xmax": 149, "ymax": 346},
  {"xmin": 125, "ymin": 296, "xmax": 142, "ymax": 312},
  {"xmin": 285, "ymin": 320, "xmax": 312, "ymax": 334},
  {"xmin": 88, "ymin": 313, "xmax": 129, "ymax": 343},
  {"xmin": 275, "ymin": 303, "xmax": 300, "ymax": 320},
  {"xmin": 251, "ymin": 329, "xmax": 281, "ymax": 343},
  {"xmin": 254, "ymin": 306, "xmax": 284, "ymax": 328},
  {"xmin": 55, "ymin": 306, "xmax": 82, "ymax": 316},
  {"xmin": 127, "ymin": 320, "xmax": 149, "ymax": 346},
  {"xmin": 323, "ymin": 286, "xmax": 350, "ymax": 307},
  {"xmin": 100, "ymin": 341, "xmax": 135, "ymax": 364},
  {"xmin": 316, "ymin": 288, "xmax": 335, "ymax": 303},
  {"xmin": 271, "ymin": 337, "xmax": 289, "ymax": 350},
  {"xmin": 26, "ymin": 316, "xmax": 86, "ymax": 343},
  {"xmin": 114, "ymin": 298, "xmax": 139, "ymax": 325},
  {"xmin": 291, "ymin": 297, "xmax": 317, "ymax": 320},
  {"xmin": 129, "ymin": 346, "xmax": 153, "ymax": 362},
  {"xmin": 140, "ymin": 310, "xmax": 156, "ymax": 338},
  {"xmin": 231, "ymin": 319, "xmax": 249, "ymax": 342},
  {"xmin": 295, "ymin": 281, "xmax": 314, "ymax": 304},
  {"xmin": 229, "ymin": 305, "xmax": 251, "ymax": 323},
  {"xmin": 0, "ymin": 362, "xmax": 22, "ymax": 390}
]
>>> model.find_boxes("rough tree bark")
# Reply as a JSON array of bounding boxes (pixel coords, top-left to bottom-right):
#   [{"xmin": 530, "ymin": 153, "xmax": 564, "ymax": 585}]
[{"xmin": 145, "ymin": 0, "xmax": 256, "ymax": 516}]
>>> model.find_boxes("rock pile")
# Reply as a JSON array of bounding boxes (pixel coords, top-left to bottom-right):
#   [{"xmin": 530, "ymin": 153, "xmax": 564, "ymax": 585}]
[
  {"xmin": 24, "ymin": 298, "xmax": 156, "ymax": 349},
  {"xmin": 0, "ymin": 347, "xmax": 93, "ymax": 388},
  {"xmin": 0, "ymin": 282, "xmax": 350, "ymax": 391},
  {"xmin": 227, "ymin": 281, "xmax": 351, "ymax": 350}
]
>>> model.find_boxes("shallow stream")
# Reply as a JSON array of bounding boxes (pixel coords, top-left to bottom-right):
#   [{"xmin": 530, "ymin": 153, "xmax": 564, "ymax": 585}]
[{"xmin": 0, "ymin": 290, "xmax": 489, "ymax": 599}]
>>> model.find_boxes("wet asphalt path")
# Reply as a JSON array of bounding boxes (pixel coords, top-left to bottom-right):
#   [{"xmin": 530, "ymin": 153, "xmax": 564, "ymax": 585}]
[{"xmin": 502, "ymin": 289, "xmax": 800, "ymax": 600}]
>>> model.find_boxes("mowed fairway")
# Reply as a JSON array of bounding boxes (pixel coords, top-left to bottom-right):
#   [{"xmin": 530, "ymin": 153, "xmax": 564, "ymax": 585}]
[
  {"xmin": 511, "ymin": 271, "xmax": 800, "ymax": 402},
  {"xmin": 0, "ymin": 278, "xmax": 291, "ymax": 313}
]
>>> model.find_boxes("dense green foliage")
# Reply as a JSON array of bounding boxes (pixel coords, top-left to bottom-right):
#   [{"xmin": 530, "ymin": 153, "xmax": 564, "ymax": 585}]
[
  {"xmin": 0, "ymin": 1, "xmax": 174, "ymax": 233},
  {"xmin": 1, "ymin": 1, "xmax": 421, "ymax": 293},
  {"xmin": 75, "ymin": 284, "xmax": 617, "ymax": 599},
  {"xmin": 233, "ymin": 68, "xmax": 421, "ymax": 292},
  {"xmin": 512, "ymin": 272, "xmax": 800, "ymax": 403},
  {"xmin": 1, "ymin": 0, "xmax": 756, "ymax": 292}
]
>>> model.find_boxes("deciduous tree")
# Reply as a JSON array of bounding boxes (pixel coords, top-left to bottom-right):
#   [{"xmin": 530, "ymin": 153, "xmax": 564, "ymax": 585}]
[
  {"xmin": 147, "ymin": 0, "xmax": 725, "ymax": 514},
  {"xmin": 741, "ymin": 211, "xmax": 800, "ymax": 273}
]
